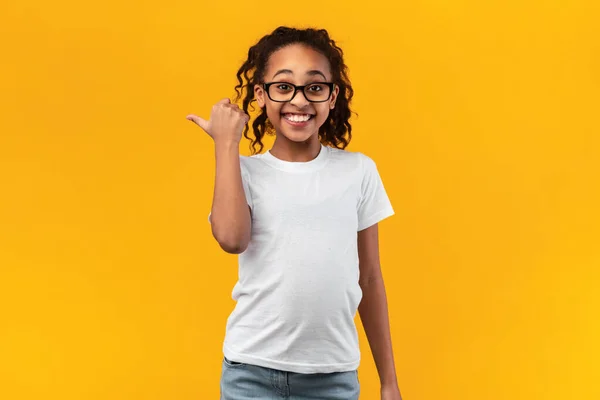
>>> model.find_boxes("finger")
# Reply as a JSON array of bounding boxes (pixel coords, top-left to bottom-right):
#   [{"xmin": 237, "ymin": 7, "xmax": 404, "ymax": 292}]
[
  {"xmin": 186, "ymin": 114, "xmax": 209, "ymax": 131},
  {"xmin": 231, "ymin": 107, "xmax": 248, "ymax": 120},
  {"xmin": 217, "ymin": 98, "xmax": 231, "ymax": 105}
]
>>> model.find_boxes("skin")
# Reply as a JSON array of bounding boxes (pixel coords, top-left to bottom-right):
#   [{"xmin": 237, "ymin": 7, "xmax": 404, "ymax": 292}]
[
  {"xmin": 186, "ymin": 99, "xmax": 252, "ymax": 253},
  {"xmin": 358, "ymin": 224, "xmax": 403, "ymax": 400},
  {"xmin": 254, "ymin": 43, "xmax": 339, "ymax": 162},
  {"xmin": 255, "ymin": 43, "xmax": 403, "ymax": 399}
]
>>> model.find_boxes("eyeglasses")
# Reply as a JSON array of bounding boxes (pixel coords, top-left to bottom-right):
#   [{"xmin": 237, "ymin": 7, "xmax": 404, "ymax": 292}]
[{"xmin": 262, "ymin": 81, "xmax": 335, "ymax": 103}]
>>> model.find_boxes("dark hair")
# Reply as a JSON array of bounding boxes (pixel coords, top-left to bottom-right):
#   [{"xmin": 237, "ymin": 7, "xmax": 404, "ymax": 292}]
[{"xmin": 233, "ymin": 26, "xmax": 356, "ymax": 155}]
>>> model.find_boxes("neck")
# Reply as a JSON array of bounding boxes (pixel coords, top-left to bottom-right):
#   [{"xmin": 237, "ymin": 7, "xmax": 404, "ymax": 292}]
[{"xmin": 270, "ymin": 135, "xmax": 322, "ymax": 162}]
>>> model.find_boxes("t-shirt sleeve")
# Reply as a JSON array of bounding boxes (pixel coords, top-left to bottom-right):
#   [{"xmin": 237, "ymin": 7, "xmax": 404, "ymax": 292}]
[
  {"xmin": 208, "ymin": 158, "xmax": 253, "ymax": 224},
  {"xmin": 357, "ymin": 153, "xmax": 395, "ymax": 231}
]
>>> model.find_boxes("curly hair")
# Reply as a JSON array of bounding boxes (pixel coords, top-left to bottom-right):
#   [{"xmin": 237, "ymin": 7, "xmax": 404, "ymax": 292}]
[{"xmin": 233, "ymin": 26, "xmax": 356, "ymax": 155}]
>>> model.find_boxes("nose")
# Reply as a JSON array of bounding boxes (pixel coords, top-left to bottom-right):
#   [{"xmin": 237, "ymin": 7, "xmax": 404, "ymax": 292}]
[{"xmin": 289, "ymin": 88, "xmax": 310, "ymax": 108}]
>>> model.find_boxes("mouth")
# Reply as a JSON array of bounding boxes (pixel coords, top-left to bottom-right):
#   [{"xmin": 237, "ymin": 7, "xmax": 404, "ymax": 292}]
[{"xmin": 281, "ymin": 113, "xmax": 315, "ymax": 126}]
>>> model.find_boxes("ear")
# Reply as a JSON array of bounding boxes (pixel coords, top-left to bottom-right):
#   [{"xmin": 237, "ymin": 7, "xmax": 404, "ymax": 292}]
[
  {"xmin": 254, "ymin": 84, "xmax": 266, "ymax": 108},
  {"xmin": 329, "ymin": 84, "xmax": 340, "ymax": 109}
]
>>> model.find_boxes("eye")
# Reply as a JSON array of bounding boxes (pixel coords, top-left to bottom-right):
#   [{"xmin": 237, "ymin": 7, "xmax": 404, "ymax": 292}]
[
  {"xmin": 307, "ymin": 84, "xmax": 324, "ymax": 92},
  {"xmin": 275, "ymin": 83, "xmax": 293, "ymax": 91}
]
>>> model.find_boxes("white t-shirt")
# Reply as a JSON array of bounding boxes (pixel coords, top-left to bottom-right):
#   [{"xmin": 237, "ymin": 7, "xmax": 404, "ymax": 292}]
[{"xmin": 209, "ymin": 143, "xmax": 395, "ymax": 373}]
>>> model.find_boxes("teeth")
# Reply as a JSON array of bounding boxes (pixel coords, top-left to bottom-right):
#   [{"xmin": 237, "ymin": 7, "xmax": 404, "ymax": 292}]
[{"xmin": 284, "ymin": 114, "xmax": 311, "ymax": 122}]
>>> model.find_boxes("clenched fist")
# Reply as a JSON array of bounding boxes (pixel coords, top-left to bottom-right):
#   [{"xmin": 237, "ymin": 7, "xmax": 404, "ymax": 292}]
[{"xmin": 186, "ymin": 98, "xmax": 249, "ymax": 145}]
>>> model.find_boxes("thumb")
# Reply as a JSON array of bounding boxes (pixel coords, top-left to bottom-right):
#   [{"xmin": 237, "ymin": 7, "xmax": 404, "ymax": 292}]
[
  {"xmin": 217, "ymin": 98, "xmax": 231, "ymax": 105},
  {"xmin": 186, "ymin": 114, "xmax": 209, "ymax": 132}
]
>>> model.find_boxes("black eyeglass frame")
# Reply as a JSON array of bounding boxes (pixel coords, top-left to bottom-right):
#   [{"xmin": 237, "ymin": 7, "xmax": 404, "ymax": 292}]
[{"xmin": 261, "ymin": 81, "xmax": 336, "ymax": 103}]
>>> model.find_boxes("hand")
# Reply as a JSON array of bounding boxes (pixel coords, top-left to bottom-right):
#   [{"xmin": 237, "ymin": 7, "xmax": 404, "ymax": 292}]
[
  {"xmin": 186, "ymin": 98, "xmax": 249, "ymax": 145},
  {"xmin": 381, "ymin": 383, "xmax": 403, "ymax": 400}
]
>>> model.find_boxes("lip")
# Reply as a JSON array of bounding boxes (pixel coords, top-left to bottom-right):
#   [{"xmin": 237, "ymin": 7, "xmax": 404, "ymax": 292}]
[
  {"xmin": 281, "ymin": 112, "xmax": 315, "ymax": 116},
  {"xmin": 281, "ymin": 113, "xmax": 314, "ymax": 128}
]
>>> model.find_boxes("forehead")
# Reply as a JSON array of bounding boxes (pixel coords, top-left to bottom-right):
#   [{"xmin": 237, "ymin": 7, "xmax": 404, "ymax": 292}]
[{"xmin": 265, "ymin": 43, "xmax": 331, "ymax": 79}]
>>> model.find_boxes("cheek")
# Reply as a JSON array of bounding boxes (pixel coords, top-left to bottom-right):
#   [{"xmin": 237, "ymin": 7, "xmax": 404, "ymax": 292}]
[
  {"xmin": 316, "ymin": 106, "xmax": 332, "ymax": 122},
  {"xmin": 265, "ymin": 104, "xmax": 282, "ymax": 122}
]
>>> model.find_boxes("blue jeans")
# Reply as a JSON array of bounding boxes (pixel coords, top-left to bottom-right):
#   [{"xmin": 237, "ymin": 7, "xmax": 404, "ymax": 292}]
[{"xmin": 220, "ymin": 357, "xmax": 360, "ymax": 399}]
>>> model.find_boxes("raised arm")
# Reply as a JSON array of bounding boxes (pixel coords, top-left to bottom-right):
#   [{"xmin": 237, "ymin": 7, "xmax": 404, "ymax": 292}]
[
  {"xmin": 210, "ymin": 140, "xmax": 252, "ymax": 254},
  {"xmin": 187, "ymin": 98, "xmax": 252, "ymax": 254}
]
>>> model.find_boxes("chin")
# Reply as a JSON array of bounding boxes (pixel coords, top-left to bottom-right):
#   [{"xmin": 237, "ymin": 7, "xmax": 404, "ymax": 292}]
[{"xmin": 281, "ymin": 130, "xmax": 317, "ymax": 143}]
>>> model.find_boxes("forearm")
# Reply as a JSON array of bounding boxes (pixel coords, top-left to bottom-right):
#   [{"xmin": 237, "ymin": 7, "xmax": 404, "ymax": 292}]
[
  {"xmin": 210, "ymin": 140, "xmax": 251, "ymax": 253},
  {"xmin": 358, "ymin": 272, "xmax": 398, "ymax": 386}
]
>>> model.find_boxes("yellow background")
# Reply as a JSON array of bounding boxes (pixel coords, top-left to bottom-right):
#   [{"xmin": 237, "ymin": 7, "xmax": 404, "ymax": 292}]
[{"xmin": 1, "ymin": 1, "xmax": 599, "ymax": 399}]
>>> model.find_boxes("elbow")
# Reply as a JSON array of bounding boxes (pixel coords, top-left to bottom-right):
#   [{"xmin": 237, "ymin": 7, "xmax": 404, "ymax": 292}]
[
  {"xmin": 218, "ymin": 240, "xmax": 249, "ymax": 254},
  {"xmin": 211, "ymin": 226, "xmax": 250, "ymax": 254}
]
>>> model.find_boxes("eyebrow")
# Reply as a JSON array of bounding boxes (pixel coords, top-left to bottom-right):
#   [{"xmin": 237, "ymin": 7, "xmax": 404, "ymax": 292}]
[{"xmin": 271, "ymin": 69, "xmax": 328, "ymax": 80}]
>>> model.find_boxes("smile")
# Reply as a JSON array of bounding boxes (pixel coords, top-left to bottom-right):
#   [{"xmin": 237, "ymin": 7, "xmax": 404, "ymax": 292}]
[{"xmin": 282, "ymin": 113, "xmax": 314, "ymax": 122}]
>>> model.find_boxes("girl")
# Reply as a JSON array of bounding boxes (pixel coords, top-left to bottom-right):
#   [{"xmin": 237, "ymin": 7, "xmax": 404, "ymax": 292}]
[{"xmin": 187, "ymin": 26, "xmax": 403, "ymax": 400}]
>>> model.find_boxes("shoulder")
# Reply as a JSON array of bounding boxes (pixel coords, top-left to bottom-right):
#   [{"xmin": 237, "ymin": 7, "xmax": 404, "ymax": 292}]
[
  {"xmin": 327, "ymin": 146, "xmax": 377, "ymax": 173},
  {"xmin": 239, "ymin": 152, "xmax": 266, "ymax": 172}
]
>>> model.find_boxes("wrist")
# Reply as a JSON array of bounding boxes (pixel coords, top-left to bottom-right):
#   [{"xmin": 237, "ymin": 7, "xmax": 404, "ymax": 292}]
[
  {"xmin": 381, "ymin": 376, "xmax": 399, "ymax": 387},
  {"xmin": 214, "ymin": 139, "xmax": 240, "ymax": 151}
]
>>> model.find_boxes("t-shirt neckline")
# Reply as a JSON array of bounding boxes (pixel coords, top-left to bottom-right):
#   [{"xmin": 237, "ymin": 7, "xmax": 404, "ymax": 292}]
[{"xmin": 261, "ymin": 143, "xmax": 329, "ymax": 173}]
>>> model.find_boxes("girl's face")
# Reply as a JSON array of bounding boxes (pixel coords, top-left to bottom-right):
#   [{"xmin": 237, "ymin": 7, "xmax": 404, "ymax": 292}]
[{"xmin": 254, "ymin": 43, "xmax": 340, "ymax": 144}]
